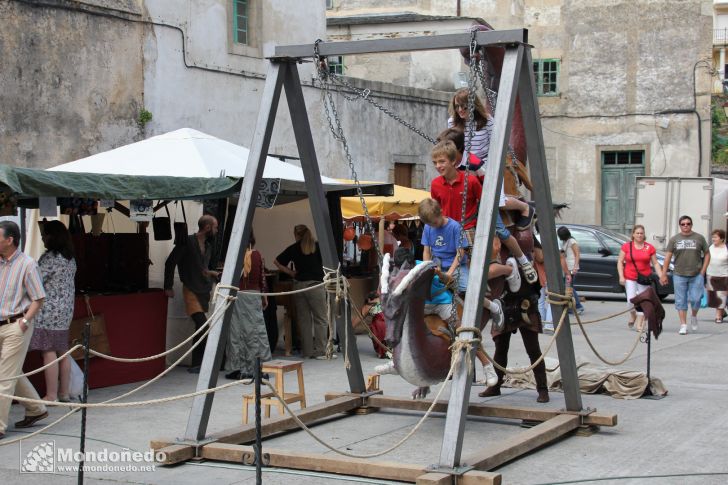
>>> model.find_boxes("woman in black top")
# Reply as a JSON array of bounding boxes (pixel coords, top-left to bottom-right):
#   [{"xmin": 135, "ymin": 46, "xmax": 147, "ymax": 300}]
[{"xmin": 274, "ymin": 225, "xmax": 333, "ymax": 359}]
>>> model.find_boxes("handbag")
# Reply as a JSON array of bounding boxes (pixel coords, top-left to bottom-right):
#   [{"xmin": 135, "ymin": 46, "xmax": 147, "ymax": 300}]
[
  {"xmin": 68, "ymin": 295, "xmax": 111, "ymax": 360},
  {"xmin": 173, "ymin": 201, "xmax": 188, "ymax": 246},
  {"xmin": 152, "ymin": 202, "xmax": 173, "ymax": 241},
  {"xmin": 629, "ymin": 242, "xmax": 654, "ymax": 286}
]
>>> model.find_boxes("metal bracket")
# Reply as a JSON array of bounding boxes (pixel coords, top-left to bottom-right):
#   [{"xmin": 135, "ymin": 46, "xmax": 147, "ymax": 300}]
[
  {"xmin": 174, "ymin": 437, "xmax": 217, "ymax": 457},
  {"xmin": 558, "ymin": 406, "xmax": 596, "ymax": 416},
  {"xmin": 426, "ymin": 464, "xmax": 475, "ymax": 476},
  {"xmin": 558, "ymin": 407, "xmax": 596, "ymax": 425}
]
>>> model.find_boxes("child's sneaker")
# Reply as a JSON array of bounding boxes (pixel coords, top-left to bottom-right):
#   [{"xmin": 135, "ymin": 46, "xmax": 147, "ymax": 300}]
[
  {"xmin": 690, "ymin": 315, "xmax": 698, "ymax": 332},
  {"xmin": 489, "ymin": 298, "xmax": 505, "ymax": 332},
  {"xmin": 520, "ymin": 260, "xmax": 538, "ymax": 284},
  {"xmin": 505, "ymin": 258, "xmax": 522, "ymax": 293},
  {"xmin": 483, "ymin": 362, "xmax": 498, "ymax": 387},
  {"xmin": 678, "ymin": 324, "xmax": 687, "ymax": 335},
  {"xmin": 543, "ymin": 322, "xmax": 554, "ymax": 334}
]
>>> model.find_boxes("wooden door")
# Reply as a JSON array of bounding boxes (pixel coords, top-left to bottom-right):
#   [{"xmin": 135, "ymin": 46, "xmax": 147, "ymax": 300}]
[{"xmin": 601, "ymin": 151, "xmax": 644, "ymax": 234}]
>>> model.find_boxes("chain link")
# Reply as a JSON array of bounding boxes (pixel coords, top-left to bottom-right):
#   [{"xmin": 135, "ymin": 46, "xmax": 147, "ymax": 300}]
[
  {"xmin": 448, "ymin": 31, "xmax": 480, "ymax": 326},
  {"xmin": 473, "ymin": 55, "xmax": 522, "ymax": 168},
  {"xmin": 314, "ymin": 40, "xmax": 382, "ymax": 268},
  {"xmin": 326, "ymin": 74, "xmax": 438, "ymax": 145}
]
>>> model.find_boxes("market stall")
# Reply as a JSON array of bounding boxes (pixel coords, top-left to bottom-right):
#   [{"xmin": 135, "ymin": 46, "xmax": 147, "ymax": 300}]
[
  {"xmin": 340, "ymin": 184, "xmax": 431, "ymax": 314},
  {"xmin": 2, "ymin": 128, "xmax": 391, "ymax": 389}
]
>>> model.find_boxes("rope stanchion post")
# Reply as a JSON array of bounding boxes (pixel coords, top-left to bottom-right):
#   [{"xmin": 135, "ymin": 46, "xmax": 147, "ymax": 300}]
[
  {"xmin": 254, "ymin": 356, "xmax": 263, "ymax": 484},
  {"xmin": 78, "ymin": 321, "xmax": 91, "ymax": 485},
  {"xmin": 640, "ymin": 328, "xmax": 664, "ymax": 400}
]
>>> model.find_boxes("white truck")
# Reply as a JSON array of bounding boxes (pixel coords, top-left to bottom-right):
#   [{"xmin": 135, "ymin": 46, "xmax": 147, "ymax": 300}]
[{"xmin": 634, "ymin": 177, "xmax": 728, "ymax": 250}]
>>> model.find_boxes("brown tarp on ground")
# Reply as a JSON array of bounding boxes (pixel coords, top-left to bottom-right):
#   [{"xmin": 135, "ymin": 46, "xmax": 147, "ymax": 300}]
[{"xmin": 504, "ymin": 357, "xmax": 668, "ymax": 400}]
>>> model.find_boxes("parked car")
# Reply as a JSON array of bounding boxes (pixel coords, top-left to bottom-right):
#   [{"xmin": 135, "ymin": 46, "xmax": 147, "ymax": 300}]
[{"xmin": 542, "ymin": 224, "xmax": 674, "ymax": 300}]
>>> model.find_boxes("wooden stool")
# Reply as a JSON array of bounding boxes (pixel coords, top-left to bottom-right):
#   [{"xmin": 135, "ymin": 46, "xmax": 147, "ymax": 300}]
[{"xmin": 242, "ymin": 360, "xmax": 306, "ymax": 424}]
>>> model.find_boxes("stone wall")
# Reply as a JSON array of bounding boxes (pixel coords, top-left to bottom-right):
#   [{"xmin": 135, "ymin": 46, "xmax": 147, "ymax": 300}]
[
  {"xmin": 328, "ymin": 0, "xmax": 713, "ymax": 223},
  {"xmin": 0, "ymin": 0, "xmax": 145, "ymax": 168}
]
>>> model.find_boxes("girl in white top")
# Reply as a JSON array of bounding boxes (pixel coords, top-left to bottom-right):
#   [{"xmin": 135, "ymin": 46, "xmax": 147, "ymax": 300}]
[
  {"xmin": 447, "ymin": 89, "xmax": 535, "ymax": 230},
  {"xmin": 557, "ymin": 226, "xmax": 585, "ymax": 314},
  {"xmin": 705, "ymin": 228, "xmax": 728, "ymax": 323}
]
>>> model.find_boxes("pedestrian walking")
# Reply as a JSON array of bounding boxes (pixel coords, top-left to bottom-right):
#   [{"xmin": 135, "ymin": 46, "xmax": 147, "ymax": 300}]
[
  {"xmin": 29, "ymin": 220, "xmax": 76, "ymax": 402},
  {"xmin": 557, "ymin": 226, "xmax": 585, "ymax": 314},
  {"xmin": 660, "ymin": 215, "xmax": 709, "ymax": 334},
  {"xmin": 0, "ymin": 221, "xmax": 47, "ymax": 440},
  {"xmin": 705, "ymin": 229, "xmax": 728, "ymax": 324},
  {"xmin": 616, "ymin": 225, "xmax": 662, "ymax": 332}
]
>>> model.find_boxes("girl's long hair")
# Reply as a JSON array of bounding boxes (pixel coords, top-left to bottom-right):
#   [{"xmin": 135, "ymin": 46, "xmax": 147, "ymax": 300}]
[
  {"xmin": 294, "ymin": 224, "xmax": 316, "ymax": 255},
  {"xmin": 448, "ymin": 88, "xmax": 491, "ymax": 131}
]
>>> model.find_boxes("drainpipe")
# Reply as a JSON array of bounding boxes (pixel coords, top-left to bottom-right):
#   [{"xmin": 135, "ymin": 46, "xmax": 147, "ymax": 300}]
[
  {"xmin": 693, "ymin": 59, "xmax": 711, "ymax": 177},
  {"xmin": 456, "ymin": 0, "xmax": 461, "ymax": 17}
]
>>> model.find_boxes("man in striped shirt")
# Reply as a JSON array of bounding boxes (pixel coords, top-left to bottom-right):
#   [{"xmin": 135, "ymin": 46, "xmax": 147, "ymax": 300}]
[{"xmin": 0, "ymin": 221, "xmax": 47, "ymax": 440}]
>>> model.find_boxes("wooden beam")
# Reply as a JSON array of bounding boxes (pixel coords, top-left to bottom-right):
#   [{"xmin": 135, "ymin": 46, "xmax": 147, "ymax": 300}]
[
  {"xmin": 462, "ymin": 470, "xmax": 503, "ymax": 485},
  {"xmin": 154, "ymin": 444, "xmax": 195, "ymax": 465},
  {"xmin": 201, "ymin": 443, "xmax": 434, "ymax": 483},
  {"xmin": 364, "ymin": 395, "xmax": 617, "ymax": 427},
  {"xmin": 416, "ymin": 472, "xmax": 453, "ymax": 485},
  {"xmin": 273, "ymin": 30, "xmax": 528, "ymax": 58},
  {"xmin": 151, "ymin": 396, "xmax": 361, "ymax": 464},
  {"xmin": 210, "ymin": 395, "xmax": 362, "ymax": 444},
  {"xmin": 462, "ymin": 414, "xmax": 580, "ymax": 470}
]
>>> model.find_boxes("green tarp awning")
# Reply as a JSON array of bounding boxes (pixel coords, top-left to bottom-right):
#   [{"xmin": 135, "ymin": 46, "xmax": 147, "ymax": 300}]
[{"xmin": 0, "ymin": 165, "xmax": 242, "ymax": 202}]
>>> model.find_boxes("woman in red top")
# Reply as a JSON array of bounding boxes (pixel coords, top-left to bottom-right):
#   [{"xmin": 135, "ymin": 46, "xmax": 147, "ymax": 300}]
[{"xmin": 617, "ymin": 225, "xmax": 663, "ymax": 332}]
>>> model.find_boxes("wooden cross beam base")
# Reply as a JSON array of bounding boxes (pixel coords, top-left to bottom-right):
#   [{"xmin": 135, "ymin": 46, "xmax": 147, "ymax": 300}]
[{"xmin": 151, "ymin": 390, "xmax": 616, "ymax": 484}]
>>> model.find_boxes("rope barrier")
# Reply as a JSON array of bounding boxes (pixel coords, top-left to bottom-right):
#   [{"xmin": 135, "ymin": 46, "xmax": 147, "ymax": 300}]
[
  {"xmin": 482, "ymin": 289, "xmax": 646, "ymax": 373},
  {"xmin": 0, "ymin": 345, "xmax": 84, "ymax": 382},
  {"xmin": 88, "ymin": 296, "xmax": 232, "ymax": 363},
  {"xmin": 570, "ymin": 305, "xmax": 646, "ymax": 366},
  {"xmin": 484, "ymin": 302, "xmax": 568, "ymax": 375},
  {"xmin": 0, "ymin": 378, "xmax": 254, "ymax": 410},
  {"xmin": 0, "ymin": 297, "xmax": 233, "ymax": 445},
  {"xmin": 260, "ymin": 337, "xmax": 478, "ymax": 459}
]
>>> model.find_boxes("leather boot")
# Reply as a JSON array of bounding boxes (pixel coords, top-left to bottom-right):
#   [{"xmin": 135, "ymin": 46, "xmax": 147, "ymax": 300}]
[
  {"xmin": 537, "ymin": 389, "xmax": 550, "ymax": 403},
  {"xmin": 478, "ymin": 385, "xmax": 501, "ymax": 398}
]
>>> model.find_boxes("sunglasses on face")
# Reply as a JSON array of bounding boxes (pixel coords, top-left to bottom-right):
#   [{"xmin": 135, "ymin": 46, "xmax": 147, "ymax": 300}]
[
  {"xmin": 680, "ymin": 222, "xmax": 692, "ymax": 226},
  {"xmin": 454, "ymin": 104, "xmax": 468, "ymax": 110}
]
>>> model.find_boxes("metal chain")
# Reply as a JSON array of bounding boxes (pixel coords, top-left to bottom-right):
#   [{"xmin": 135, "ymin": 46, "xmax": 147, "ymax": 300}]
[
  {"xmin": 314, "ymin": 40, "xmax": 382, "ymax": 268},
  {"xmin": 327, "ymin": 74, "xmax": 438, "ymax": 145},
  {"xmin": 449, "ymin": 31, "xmax": 480, "ymax": 326},
  {"xmin": 473, "ymin": 56, "xmax": 522, "ymax": 168}
]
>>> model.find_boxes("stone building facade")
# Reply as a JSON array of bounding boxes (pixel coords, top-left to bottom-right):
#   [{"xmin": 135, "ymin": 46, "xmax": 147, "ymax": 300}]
[
  {"xmin": 328, "ymin": 0, "xmax": 713, "ymax": 231},
  {"xmin": 1, "ymin": 0, "xmax": 444, "ymax": 187}
]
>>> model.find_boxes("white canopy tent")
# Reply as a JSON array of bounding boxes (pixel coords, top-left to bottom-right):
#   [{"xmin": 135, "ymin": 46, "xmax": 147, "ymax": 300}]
[
  {"xmin": 41, "ymin": 128, "xmax": 389, "ymax": 365},
  {"xmin": 50, "ymin": 127, "xmax": 337, "ymax": 183}
]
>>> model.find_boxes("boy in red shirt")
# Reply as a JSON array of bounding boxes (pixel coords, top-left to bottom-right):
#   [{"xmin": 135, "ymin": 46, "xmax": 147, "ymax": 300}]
[{"xmin": 430, "ymin": 140, "xmax": 537, "ymax": 284}]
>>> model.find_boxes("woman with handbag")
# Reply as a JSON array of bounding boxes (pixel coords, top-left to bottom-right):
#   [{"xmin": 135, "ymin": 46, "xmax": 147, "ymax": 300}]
[
  {"xmin": 617, "ymin": 225, "xmax": 662, "ymax": 332},
  {"xmin": 30, "ymin": 220, "xmax": 77, "ymax": 402},
  {"xmin": 705, "ymin": 229, "xmax": 728, "ymax": 323}
]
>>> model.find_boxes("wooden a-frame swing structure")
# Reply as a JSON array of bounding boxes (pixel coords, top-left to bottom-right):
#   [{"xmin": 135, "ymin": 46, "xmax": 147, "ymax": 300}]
[{"xmin": 152, "ymin": 29, "xmax": 616, "ymax": 484}]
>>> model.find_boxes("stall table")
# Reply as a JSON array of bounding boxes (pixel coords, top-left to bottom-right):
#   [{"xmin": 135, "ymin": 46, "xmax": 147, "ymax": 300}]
[{"xmin": 25, "ymin": 289, "xmax": 167, "ymax": 392}]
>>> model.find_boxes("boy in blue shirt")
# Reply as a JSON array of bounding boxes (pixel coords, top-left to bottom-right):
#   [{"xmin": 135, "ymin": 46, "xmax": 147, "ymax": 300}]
[{"xmin": 418, "ymin": 198, "xmax": 509, "ymax": 386}]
